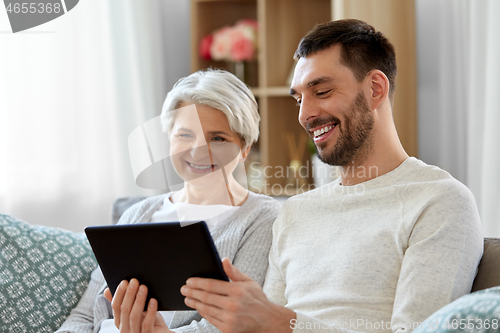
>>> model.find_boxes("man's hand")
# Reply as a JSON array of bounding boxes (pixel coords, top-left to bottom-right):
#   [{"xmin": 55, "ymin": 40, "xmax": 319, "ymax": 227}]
[
  {"xmin": 104, "ymin": 279, "xmax": 172, "ymax": 333},
  {"xmin": 180, "ymin": 258, "xmax": 296, "ymax": 333}
]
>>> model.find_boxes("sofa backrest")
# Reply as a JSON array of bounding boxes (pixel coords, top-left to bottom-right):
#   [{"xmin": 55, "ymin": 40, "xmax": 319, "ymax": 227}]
[
  {"xmin": 471, "ymin": 237, "xmax": 500, "ymax": 292},
  {"xmin": 111, "ymin": 197, "xmax": 147, "ymax": 224}
]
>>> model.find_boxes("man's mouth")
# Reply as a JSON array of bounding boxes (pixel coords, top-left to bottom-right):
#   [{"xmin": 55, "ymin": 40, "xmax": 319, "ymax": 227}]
[
  {"xmin": 311, "ymin": 123, "xmax": 337, "ymax": 143},
  {"xmin": 313, "ymin": 124, "xmax": 335, "ymax": 137}
]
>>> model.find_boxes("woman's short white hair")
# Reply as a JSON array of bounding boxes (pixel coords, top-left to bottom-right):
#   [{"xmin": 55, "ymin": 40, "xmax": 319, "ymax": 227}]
[{"xmin": 160, "ymin": 69, "xmax": 260, "ymax": 149}]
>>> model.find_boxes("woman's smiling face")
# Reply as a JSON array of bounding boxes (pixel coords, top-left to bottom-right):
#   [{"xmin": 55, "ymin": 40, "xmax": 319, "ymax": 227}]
[{"xmin": 169, "ymin": 103, "xmax": 247, "ymax": 186}]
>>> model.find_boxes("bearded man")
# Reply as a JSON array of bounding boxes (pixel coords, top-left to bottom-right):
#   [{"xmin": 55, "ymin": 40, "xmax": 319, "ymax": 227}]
[{"xmin": 114, "ymin": 19, "xmax": 483, "ymax": 333}]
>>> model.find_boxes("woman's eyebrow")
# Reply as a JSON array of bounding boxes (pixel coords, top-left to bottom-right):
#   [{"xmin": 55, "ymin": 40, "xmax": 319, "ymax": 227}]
[
  {"xmin": 207, "ymin": 131, "xmax": 230, "ymax": 136},
  {"xmin": 174, "ymin": 127, "xmax": 194, "ymax": 132}
]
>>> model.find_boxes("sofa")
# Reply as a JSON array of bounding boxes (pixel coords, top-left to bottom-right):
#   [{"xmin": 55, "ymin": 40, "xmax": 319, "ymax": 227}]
[
  {"xmin": 0, "ymin": 214, "xmax": 98, "ymax": 333},
  {"xmin": 1, "ymin": 206, "xmax": 500, "ymax": 333}
]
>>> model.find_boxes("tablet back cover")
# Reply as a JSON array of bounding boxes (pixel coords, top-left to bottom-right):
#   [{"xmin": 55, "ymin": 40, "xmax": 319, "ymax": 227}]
[{"xmin": 85, "ymin": 222, "xmax": 228, "ymax": 311}]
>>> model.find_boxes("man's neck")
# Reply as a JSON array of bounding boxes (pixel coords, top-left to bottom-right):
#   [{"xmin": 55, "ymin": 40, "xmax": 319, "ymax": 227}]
[
  {"xmin": 339, "ymin": 144, "xmax": 409, "ymax": 186},
  {"xmin": 339, "ymin": 105, "xmax": 410, "ymax": 186}
]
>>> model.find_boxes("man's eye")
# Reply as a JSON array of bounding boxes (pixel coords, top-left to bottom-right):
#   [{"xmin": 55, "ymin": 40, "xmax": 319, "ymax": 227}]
[
  {"xmin": 295, "ymin": 99, "xmax": 302, "ymax": 106},
  {"xmin": 212, "ymin": 136, "xmax": 226, "ymax": 142},
  {"xmin": 317, "ymin": 90, "xmax": 332, "ymax": 96},
  {"xmin": 178, "ymin": 133, "xmax": 193, "ymax": 138}
]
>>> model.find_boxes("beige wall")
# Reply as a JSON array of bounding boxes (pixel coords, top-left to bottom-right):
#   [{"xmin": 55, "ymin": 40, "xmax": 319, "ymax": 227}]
[{"xmin": 335, "ymin": 0, "xmax": 418, "ymax": 157}]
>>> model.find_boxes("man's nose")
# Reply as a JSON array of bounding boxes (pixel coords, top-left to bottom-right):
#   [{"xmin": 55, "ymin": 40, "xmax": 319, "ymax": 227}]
[{"xmin": 298, "ymin": 98, "xmax": 319, "ymax": 127}]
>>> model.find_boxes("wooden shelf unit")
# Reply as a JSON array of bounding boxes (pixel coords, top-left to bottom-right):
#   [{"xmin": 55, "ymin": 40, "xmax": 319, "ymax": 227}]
[{"xmin": 190, "ymin": 0, "xmax": 417, "ymax": 194}]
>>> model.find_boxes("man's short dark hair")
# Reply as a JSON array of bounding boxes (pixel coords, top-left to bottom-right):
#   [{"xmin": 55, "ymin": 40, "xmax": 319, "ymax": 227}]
[{"xmin": 295, "ymin": 19, "xmax": 397, "ymax": 102}]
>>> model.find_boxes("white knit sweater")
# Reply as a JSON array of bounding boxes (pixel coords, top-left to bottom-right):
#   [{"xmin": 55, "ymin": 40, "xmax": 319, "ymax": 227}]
[{"xmin": 263, "ymin": 157, "xmax": 483, "ymax": 333}]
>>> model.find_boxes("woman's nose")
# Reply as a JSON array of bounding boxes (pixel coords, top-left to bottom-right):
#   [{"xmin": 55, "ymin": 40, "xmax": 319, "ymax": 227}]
[{"xmin": 189, "ymin": 144, "xmax": 210, "ymax": 160}]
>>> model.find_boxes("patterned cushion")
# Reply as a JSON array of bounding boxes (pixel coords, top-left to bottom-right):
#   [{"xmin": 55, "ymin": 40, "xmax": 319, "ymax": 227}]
[
  {"xmin": 0, "ymin": 214, "xmax": 97, "ymax": 333},
  {"xmin": 413, "ymin": 286, "xmax": 500, "ymax": 333}
]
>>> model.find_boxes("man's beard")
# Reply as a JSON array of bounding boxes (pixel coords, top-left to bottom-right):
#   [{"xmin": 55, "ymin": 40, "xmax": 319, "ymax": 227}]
[{"xmin": 311, "ymin": 92, "xmax": 374, "ymax": 167}]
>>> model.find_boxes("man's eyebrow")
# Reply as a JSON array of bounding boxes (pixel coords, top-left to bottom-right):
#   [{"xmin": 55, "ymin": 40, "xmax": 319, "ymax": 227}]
[
  {"xmin": 289, "ymin": 76, "xmax": 335, "ymax": 96},
  {"xmin": 307, "ymin": 76, "xmax": 334, "ymax": 88}
]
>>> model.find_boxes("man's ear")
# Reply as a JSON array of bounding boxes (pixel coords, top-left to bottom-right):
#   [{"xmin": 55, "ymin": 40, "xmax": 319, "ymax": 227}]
[{"xmin": 365, "ymin": 70, "xmax": 389, "ymax": 110}]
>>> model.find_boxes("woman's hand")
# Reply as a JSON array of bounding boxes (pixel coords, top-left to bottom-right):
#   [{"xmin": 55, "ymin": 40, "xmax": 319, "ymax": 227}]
[{"xmin": 104, "ymin": 279, "xmax": 173, "ymax": 333}]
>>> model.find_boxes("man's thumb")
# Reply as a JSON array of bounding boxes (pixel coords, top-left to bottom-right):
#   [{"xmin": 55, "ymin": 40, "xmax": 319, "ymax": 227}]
[{"xmin": 222, "ymin": 257, "xmax": 250, "ymax": 282}]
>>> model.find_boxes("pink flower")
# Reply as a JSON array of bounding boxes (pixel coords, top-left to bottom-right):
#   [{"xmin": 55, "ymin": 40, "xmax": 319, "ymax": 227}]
[
  {"xmin": 201, "ymin": 19, "xmax": 258, "ymax": 62},
  {"xmin": 210, "ymin": 27, "xmax": 232, "ymax": 61},
  {"xmin": 230, "ymin": 37, "xmax": 255, "ymax": 61},
  {"xmin": 227, "ymin": 26, "xmax": 256, "ymax": 61},
  {"xmin": 230, "ymin": 24, "xmax": 254, "ymax": 43},
  {"xmin": 236, "ymin": 19, "xmax": 258, "ymax": 30},
  {"xmin": 199, "ymin": 34, "xmax": 213, "ymax": 60}
]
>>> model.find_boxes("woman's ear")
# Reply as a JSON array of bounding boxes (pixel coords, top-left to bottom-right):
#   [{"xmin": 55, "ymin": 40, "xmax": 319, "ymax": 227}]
[
  {"xmin": 365, "ymin": 70, "xmax": 389, "ymax": 110},
  {"xmin": 241, "ymin": 145, "xmax": 251, "ymax": 161}
]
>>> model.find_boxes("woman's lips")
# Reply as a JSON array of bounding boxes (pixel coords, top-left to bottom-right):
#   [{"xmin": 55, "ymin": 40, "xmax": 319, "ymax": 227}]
[{"xmin": 185, "ymin": 161, "xmax": 216, "ymax": 173}]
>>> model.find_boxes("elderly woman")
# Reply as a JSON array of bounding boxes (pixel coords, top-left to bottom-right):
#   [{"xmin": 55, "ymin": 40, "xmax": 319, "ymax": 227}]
[{"xmin": 56, "ymin": 69, "xmax": 281, "ymax": 333}]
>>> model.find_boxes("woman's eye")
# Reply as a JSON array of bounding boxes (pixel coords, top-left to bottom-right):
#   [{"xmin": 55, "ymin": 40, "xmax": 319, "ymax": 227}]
[
  {"xmin": 178, "ymin": 133, "xmax": 193, "ymax": 139},
  {"xmin": 212, "ymin": 136, "xmax": 226, "ymax": 142}
]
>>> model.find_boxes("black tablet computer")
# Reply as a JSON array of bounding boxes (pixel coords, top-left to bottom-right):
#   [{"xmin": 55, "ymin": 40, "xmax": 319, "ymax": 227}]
[{"xmin": 84, "ymin": 221, "xmax": 228, "ymax": 311}]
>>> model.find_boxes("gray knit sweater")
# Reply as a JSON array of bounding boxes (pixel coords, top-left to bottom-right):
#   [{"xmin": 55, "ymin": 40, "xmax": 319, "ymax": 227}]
[{"xmin": 56, "ymin": 191, "xmax": 281, "ymax": 333}]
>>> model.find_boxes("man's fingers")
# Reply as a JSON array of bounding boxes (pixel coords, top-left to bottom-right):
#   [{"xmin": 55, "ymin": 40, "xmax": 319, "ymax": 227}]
[
  {"xmin": 188, "ymin": 296, "xmax": 244, "ymax": 333},
  {"xmin": 222, "ymin": 258, "xmax": 252, "ymax": 282},
  {"xmin": 185, "ymin": 276, "xmax": 230, "ymax": 295},
  {"xmin": 182, "ymin": 286, "xmax": 226, "ymax": 308},
  {"xmin": 184, "ymin": 296, "xmax": 225, "ymax": 323},
  {"xmin": 201, "ymin": 312, "xmax": 226, "ymax": 329},
  {"xmin": 198, "ymin": 310, "xmax": 229, "ymax": 331},
  {"xmin": 111, "ymin": 280, "xmax": 129, "ymax": 329}
]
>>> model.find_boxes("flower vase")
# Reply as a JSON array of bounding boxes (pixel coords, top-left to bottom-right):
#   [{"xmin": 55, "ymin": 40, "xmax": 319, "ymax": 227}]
[
  {"xmin": 287, "ymin": 159, "xmax": 308, "ymax": 188},
  {"xmin": 229, "ymin": 61, "xmax": 247, "ymax": 84}
]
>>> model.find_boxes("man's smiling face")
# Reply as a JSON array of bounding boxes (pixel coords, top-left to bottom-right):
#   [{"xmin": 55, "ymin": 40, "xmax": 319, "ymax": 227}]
[{"xmin": 290, "ymin": 44, "xmax": 375, "ymax": 167}]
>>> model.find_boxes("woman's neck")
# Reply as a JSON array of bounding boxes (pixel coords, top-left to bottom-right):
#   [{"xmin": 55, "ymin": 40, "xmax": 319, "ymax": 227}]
[{"xmin": 172, "ymin": 176, "xmax": 248, "ymax": 206}]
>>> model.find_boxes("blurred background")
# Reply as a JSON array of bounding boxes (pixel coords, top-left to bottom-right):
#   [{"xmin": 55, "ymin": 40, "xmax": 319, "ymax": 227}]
[{"xmin": 0, "ymin": 0, "xmax": 498, "ymax": 236}]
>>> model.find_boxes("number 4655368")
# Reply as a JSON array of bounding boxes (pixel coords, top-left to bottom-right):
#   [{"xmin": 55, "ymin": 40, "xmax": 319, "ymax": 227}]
[{"xmin": 6, "ymin": 3, "xmax": 62, "ymax": 14}]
